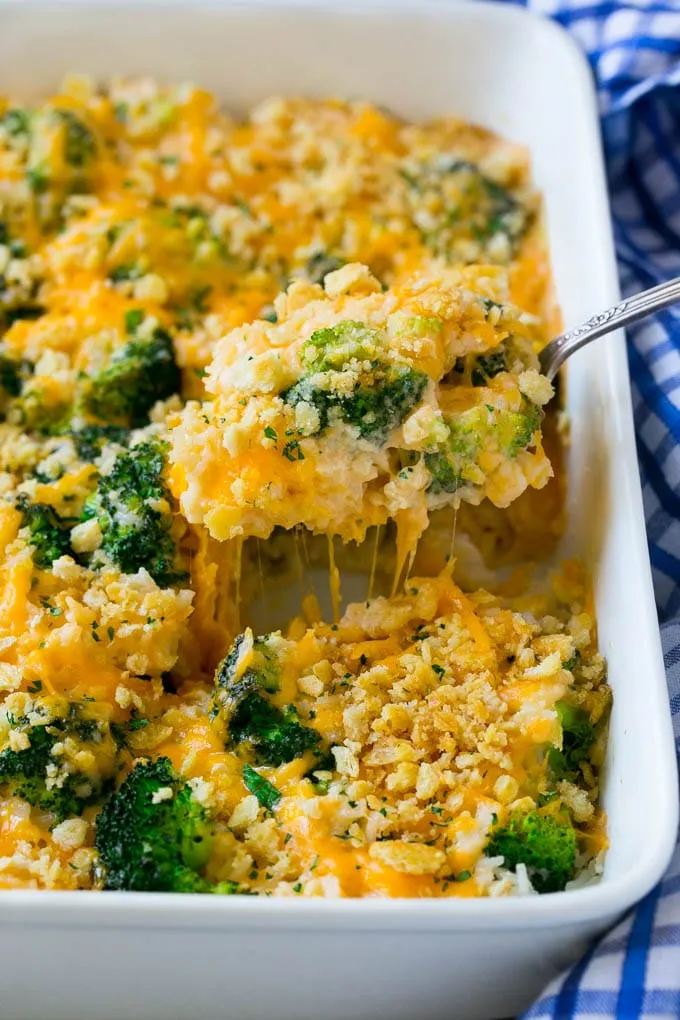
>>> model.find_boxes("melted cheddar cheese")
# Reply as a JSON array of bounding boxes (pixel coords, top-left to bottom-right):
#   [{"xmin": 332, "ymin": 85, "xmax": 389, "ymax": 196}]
[
  {"xmin": 0, "ymin": 77, "xmax": 609, "ymax": 896},
  {"xmin": 201, "ymin": 568, "xmax": 609, "ymax": 898},
  {"xmin": 169, "ymin": 263, "xmax": 554, "ymax": 556}
]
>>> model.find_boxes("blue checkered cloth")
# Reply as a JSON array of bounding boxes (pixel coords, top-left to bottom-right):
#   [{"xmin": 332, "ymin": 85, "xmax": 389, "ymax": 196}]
[{"xmin": 514, "ymin": 0, "xmax": 680, "ymax": 1016}]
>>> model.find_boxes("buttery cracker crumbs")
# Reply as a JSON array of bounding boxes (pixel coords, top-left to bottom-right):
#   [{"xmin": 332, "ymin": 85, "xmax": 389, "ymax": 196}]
[
  {"xmin": 199, "ymin": 567, "xmax": 609, "ymax": 897},
  {"xmin": 0, "ymin": 75, "xmax": 606, "ymax": 899}
]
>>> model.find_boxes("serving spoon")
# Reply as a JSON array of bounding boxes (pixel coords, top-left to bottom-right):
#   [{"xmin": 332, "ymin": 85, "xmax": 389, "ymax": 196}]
[{"xmin": 538, "ymin": 274, "xmax": 680, "ymax": 382}]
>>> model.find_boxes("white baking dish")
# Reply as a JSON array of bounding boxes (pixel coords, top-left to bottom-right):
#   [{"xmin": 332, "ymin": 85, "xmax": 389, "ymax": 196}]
[{"xmin": 0, "ymin": 2, "xmax": 677, "ymax": 1018}]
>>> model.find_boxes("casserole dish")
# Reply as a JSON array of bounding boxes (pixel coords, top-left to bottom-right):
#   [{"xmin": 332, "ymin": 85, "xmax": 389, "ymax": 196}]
[{"xmin": 0, "ymin": 2, "xmax": 676, "ymax": 1018}]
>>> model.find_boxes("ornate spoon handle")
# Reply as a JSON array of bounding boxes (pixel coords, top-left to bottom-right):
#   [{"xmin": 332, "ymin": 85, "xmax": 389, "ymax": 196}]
[{"xmin": 539, "ymin": 275, "xmax": 680, "ymax": 382}]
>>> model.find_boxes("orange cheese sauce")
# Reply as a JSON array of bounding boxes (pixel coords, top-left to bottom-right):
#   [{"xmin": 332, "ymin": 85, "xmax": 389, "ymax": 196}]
[{"xmin": 0, "ymin": 79, "xmax": 609, "ymax": 898}]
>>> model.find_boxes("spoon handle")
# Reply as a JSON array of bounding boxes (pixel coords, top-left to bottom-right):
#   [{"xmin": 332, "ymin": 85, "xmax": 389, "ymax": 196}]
[{"xmin": 539, "ymin": 274, "xmax": 680, "ymax": 381}]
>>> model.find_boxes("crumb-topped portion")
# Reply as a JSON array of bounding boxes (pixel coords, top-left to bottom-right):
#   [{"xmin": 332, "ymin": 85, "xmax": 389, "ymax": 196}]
[
  {"xmin": 11, "ymin": 562, "xmax": 603, "ymax": 896},
  {"xmin": 0, "ymin": 563, "xmax": 609, "ymax": 896},
  {"xmin": 169, "ymin": 263, "xmax": 553, "ymax": 550},
  {"xmin": 0, "ymin": 77, "xmax": 603, "ymax": 898}
]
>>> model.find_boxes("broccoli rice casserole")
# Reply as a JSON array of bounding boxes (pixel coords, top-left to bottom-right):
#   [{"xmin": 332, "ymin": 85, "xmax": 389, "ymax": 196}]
[{"xmin": 0, "ymin": 76, "xmax": 610, "ymax": 897}]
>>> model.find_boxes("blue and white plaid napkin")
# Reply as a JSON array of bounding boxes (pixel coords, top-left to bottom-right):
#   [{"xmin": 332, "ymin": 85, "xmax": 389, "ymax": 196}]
[{"xmin": 514, "ymin": 0, "xmax": 680, "ymax": 1016}]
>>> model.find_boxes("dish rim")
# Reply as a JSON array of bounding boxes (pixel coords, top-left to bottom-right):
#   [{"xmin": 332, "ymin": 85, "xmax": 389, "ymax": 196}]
[{"xmin": 0, "ymin": 0, "xmax": 676, "ymax": 927}]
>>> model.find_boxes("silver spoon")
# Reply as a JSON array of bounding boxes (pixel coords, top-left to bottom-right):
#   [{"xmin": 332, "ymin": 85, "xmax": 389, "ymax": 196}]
[{"xmin": 538, "ymin": 274, "xmax": 680, "ymax": 382}]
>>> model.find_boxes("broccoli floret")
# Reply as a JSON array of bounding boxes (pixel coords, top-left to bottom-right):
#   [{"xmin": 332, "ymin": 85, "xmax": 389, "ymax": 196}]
[
  {"xmin": 301, "ymin": 320, "xmax": 382, "ymax": 374},
  {"xmin": 423, "ymin": 450, "xmax": 463, "ymax": 495},
  {"xmin": 0, "ymin": 721, "xmax": 107, "ymax": 821},
  {"xmin": 17, "ymin": 496, "xmax": 73, "ymax": 568},
  {"xmin": 475, "ymin": 176, "xmax": 524, "ymax": 242},
  {"xmin": 12, "ymin": 388, "xmax": 71, "ymax": 435},
  {"xmin": 84, "ymin": 326, "xmax": 180, "ymax": 428},
  {"xmin": 497, "ymin": 401, "xmax": 542, "ymax": 458},
  {"xmin": 548, "ymin": 701, "xmax": 596, "ymax": 781},
  {"xmin": 341, "ymin": 368, "xmax": 428, "ymax": 442},
  {"xmin": 94, "ymin": 757, "xmax": 213, "ymax": 892},
  {"xmin": 281, "ymin": 377, "xmax": 333, "ymax": 433},
  {"xmin": 0, "ymin": 353, "xmax": 24, "ymax": 397},
  {"xmin": 425, "ymin": 401, "xmax": 542, "ymax": 494},
  {"xmin": 284, "ymin": 366, "xmax": 427, "ymax": 444},
  {"xmin": 124, "ymin": 308, "xmax": 145, "ymax": 333},
  {"xmin": 0, "ymin": 223, "xmax": 45, "ymax": 334},
  {"xmin": 214, "ymin": 630, "xmax": 280, "ymax": 699},
  {"xmin": 304, "ymin": 252, "xmax": 346, "ymax": 285},
  {"xmin": 283, "ymin": 321, "xmax": 428, "ymax": 443},
  {"xmin": 0, "ymin": 108, "xmax": 31, "ymax": 139},
  {"xmin": 5, "ymin": 108, "xmax": 96, "ymax": 205},
  {"xmin": 230, "ymin": 694, "xmax": 321, "ymax": 766},
  {"xmin": 213, "ymin": 631, "xmax": 322, "ymax": 767},
  {"xmin": 471, "ymin": 349, "xmax": 507, "ymax": 386},
  {"xmin": 402, "ymin": 157, "xmax": 529, "ymax": 263},
  {"xmin": 424, "ymin": 411, "xmax": 484, "ymax": 495},
  {"xmin": 26, "ymin": 167, "xmax": 48, "ymax": 194},
  {"xmin": 486, "ymin": 808, "xmax": 577, "ymax": 893},
  {"xmin": 2, "ymin": 305, "xmax": 45, "ymax": 329},
  {"xmin": 67, "ymin": 424, "xmax": 129, "ymax": 462},
  {"xmin": 108, "ymin": 263, "xmax": 144, "ymax": 284},
  {"xmin": 54, "ymin": 109, "xmax": 96, "ymax": 169},
  {"xmin": 82, "ymin": 440, "xmax": 184, "ymax": 585},
  {"xmin": 110, "ymin": 710, "xmax": 150, "ymax": 751}
]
